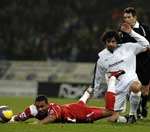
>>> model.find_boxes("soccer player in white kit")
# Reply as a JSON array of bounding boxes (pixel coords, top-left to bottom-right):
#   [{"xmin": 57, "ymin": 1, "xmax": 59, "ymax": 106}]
[{"xmin": 91, "ymin": 23, "xmax": 149, "ymax": 123}]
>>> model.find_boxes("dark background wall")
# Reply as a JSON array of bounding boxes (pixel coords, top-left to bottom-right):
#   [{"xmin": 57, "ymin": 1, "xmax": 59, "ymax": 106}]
[{"xmin": 0, "ymin": 0, "xmax": 149, "ymax": 62}]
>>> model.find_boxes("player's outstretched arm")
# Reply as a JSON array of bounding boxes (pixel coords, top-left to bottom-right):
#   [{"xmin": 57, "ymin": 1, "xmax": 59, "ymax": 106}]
[
  {"xmin": 121, "ymin": 22, "xmax": 149, "ymax": 54},
  {"xmin": 9, "ymin": 105, "xmax": 37, "ymax": 123},
  {"xmin": 38, "ymin": 114, "xmax": 57, "ymax": 124}
]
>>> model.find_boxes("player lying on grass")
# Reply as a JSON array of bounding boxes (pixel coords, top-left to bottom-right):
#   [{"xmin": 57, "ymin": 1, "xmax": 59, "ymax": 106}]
[
  {"xmin": 9, "ymin": 70, "xmax": 131, "ymax": 124},
  {"xmin": 9, "ymin": 91, "xmax": 113, "ymax": 124}
]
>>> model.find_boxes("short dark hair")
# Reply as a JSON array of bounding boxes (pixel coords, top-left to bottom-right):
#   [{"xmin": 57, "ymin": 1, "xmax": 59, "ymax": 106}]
[
  {"xmin": 35, "ymin": 95, "xmax": 48, "ymax": 104},
  {"xmin": 101, "ymin": 30, "xmax": 120, "ymax": 43},
  {"xmin": 124, "ymin": 7, "xmax": 137, "ymax": 17}
]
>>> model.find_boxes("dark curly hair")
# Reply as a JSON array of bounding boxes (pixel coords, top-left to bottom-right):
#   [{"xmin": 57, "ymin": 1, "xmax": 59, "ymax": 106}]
[
  {"xmin": 101, "ymin": 30, "xmax": 120, "ymax": 43},
  {"xmin": 123, "ymin": 7, "xmax": 137, "ymax": 17},
  {"xmin": 35, "ymin": 95, "xmax": 48, "ymax": 104}
]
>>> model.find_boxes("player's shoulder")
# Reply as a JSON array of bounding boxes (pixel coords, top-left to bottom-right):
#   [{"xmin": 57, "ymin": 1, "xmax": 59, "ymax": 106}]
[
  {"xmin": 49, "ymin": 102, "xmax": 59, "ymax": 106},
  {"xmin": 97, "ymin": 49, "xmax": 109, "ymax": 62},
  {"xmin": 48, "ymin": 103, "xmax": 57, "ymax": 108},
  {"xmin": 98, "ymin": 48, "xmax": 109, "ymax": 57},
  {"xmin": 119, "ymin": 42, "xmax": 136, "ymax": 52},
  {"xmin": 119, "ymin": 42, "xmax": 132, "ymax": 47},
  {"xmin": 48, "ymin": 103, "xmax": 61, "ymax": 110},
  {"xmin": 97, "ymin": 49, "xmax": 115, "ymax": 66},
  {"xmin": 48, "ymin": 103, "xmax": 62, "ymax": 118},
  {"xmin": 140, "ymin": 23, "xmax": 149, "ymax": 28}
]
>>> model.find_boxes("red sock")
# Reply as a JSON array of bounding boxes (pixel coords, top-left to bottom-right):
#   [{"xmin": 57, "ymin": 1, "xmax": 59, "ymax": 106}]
[{"xmin": 105, "ymin": 91, "xmax": 116, "ymax": 111}]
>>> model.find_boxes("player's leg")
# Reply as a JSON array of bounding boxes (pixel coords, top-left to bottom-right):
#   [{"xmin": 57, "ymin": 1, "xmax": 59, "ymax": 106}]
[
  {"xmin": 140, "ymin": 62, "xmax": 150, "ymax": 117},
  {"xmin": 86, "ymin": 107, "xmax": 112, "ymax": 122},
  {"xmin": 136, "ymin": 61, "xmax": 150, "ymax": 118},
  {"xmin": 141, "ymin": 82, "xmax": 150, "ymax": 117},
  {"xmin": 80, "ymin": 74, "xmax": 118, "ymax": 122},
  {"xmin": 105, "ymin": 70, "xmax": 126, "ymax": 108},
  {"xmin": 105, "ymin": 77, "xmax": 122, "ymax": 122},
  {"xmin": 105, "ymin": 90, "xmax": 118, "ymax": 122},
  {"xmin": 105, "ymin": 70, "xmax": 126, "ymax": 122},
  {"xmin": 107, "ymin": 91, "xmax": 128, "ymax": 123},
  {"xmin": 128, "ymin": 80, "xmax": 141, "ymax": 123}
]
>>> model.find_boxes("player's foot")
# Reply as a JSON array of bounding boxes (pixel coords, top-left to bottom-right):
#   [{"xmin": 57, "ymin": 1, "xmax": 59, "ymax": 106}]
[
  {"xmin": 137, "ymin": 107, "xmax": 143, "ymax": 119},
  {"xmin": 137, "ymin": 113, "xmax": 143, "ymax": 120},
  {"xmin": 141, "ymin": 107, "xmax": 148, "ymax": 118},
  {"xmin": 109, "ymin": 70, "xmax": 125, "ymax": 79},
  {"xmin": 127, "ymin": 115, "xmax": 136, "ymax": 124}
]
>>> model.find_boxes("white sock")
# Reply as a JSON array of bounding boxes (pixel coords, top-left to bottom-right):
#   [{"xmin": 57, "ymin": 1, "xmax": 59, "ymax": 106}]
[
  {"xmin": 121, "ymin": 99, "xmax": 127, "ymax": 113},
  {"xmin": 107, "ymin": 76, "xmax": 116, "ymax": 93},
  {"xmin": 129, "ymin": 91, "xmax": 141, "ymax": 116},
  {"xmin": 79, "ymin": 91, "xmax": 90, "ymax": 104}
]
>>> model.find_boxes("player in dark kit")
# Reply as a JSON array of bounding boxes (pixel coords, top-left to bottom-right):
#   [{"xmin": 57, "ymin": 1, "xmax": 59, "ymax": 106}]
[
  {"xmin": 9, "ymin": 92, "xmax": 111, "ymax": 124},
  {"xmin": 120, "ymin": 7, "xmax": 150, "ymax": 119}
]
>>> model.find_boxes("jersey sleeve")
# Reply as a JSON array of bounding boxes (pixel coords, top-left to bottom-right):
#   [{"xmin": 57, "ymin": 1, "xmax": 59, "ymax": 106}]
[
  {"xmin": 129, "ymin": 30, "xmax": 149, "ymax": 54},
  {"xmin": 92, "ymin": 58, "xmax": 106, "ymax": 95},
  {"xmin": 15, "ymin": 105, "xmax": 38, "ymax": 121},
  {"xmin": 142, "ymin": 24, "xmax": 150, "ymax": 42}
]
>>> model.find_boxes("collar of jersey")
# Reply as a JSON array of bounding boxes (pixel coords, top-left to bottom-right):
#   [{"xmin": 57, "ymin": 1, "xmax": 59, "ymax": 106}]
[{"xmin": 133, "ymin": 21, "xmax": 140, "ymax": 28}]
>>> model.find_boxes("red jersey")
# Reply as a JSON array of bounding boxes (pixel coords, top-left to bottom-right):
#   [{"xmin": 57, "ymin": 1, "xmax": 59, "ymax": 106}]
[{"xmin": 15, "ymin": 101, "xmax": 102, "ymax": 123}]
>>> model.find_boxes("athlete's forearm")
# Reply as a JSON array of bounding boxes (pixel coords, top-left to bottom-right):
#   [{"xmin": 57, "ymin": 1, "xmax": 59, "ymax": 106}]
[
  {"xmin": 130, "ymin": 30, "xmax": 149, "ymax": 47},
  {"xmin": 39, "ymin": 115, "xmax": 57, "ymax": 124}
]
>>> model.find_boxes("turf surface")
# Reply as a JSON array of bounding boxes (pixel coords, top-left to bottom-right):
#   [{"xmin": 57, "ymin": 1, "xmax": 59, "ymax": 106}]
[{"xmin": 0, "ymin": 97, "xmax": 150, "ymax": 132}]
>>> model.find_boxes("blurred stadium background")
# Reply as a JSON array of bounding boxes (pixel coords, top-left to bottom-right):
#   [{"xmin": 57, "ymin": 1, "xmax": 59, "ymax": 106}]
[{"xmin": 0, "ymin": 0, "xmax": 150, "ymax": 99}]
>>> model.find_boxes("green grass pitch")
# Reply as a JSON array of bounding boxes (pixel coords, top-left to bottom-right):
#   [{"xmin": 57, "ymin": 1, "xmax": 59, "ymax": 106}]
[{"xmin": 0, "ymin": 97, "xmax": 150, "ymax": 132}]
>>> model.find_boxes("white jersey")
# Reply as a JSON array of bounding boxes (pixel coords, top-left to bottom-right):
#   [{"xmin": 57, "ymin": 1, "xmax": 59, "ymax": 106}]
[{"xmin": 93, "ymin": 30, "xmax": 149, "ymax": 93}]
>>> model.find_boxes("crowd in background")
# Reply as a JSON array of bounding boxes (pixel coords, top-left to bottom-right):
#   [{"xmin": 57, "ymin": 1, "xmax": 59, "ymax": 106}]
[{"xmin": 0, "ymin": 0, "xmax": 150, "ymax": 62}]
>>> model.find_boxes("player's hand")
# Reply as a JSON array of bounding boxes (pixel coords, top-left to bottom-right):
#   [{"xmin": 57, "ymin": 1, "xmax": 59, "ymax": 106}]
[
  {"xmin": 8, "ymin": 115, "xmax": 17, "ymax": 123},
  {"xmin": 120, "ymin": 23, "xmax": 132, "ymax": 33}
]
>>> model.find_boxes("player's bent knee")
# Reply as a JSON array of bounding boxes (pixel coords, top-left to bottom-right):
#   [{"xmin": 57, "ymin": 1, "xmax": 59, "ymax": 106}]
[{"xmin": 130, "ymin": 81, "xmax": 141, "ymax": 93}]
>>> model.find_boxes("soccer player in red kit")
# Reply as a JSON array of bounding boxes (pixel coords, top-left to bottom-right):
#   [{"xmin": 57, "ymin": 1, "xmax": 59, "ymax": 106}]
[{"xmin": 9, "ymin": 91, "xmax": 111, "ymax": 124}]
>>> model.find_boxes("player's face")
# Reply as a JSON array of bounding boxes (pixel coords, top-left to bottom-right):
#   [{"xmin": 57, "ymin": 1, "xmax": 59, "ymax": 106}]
[
  {"xmin": 123, "ymin": 13, "xmax": 137, "ymax": 27},
  {"xmin": 35, "ymin": 101, "xmax": 49, "ymax": 113},
  {"xmin": 106, "ymin": 37, "xmax": 117, "ymax": 51}
]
